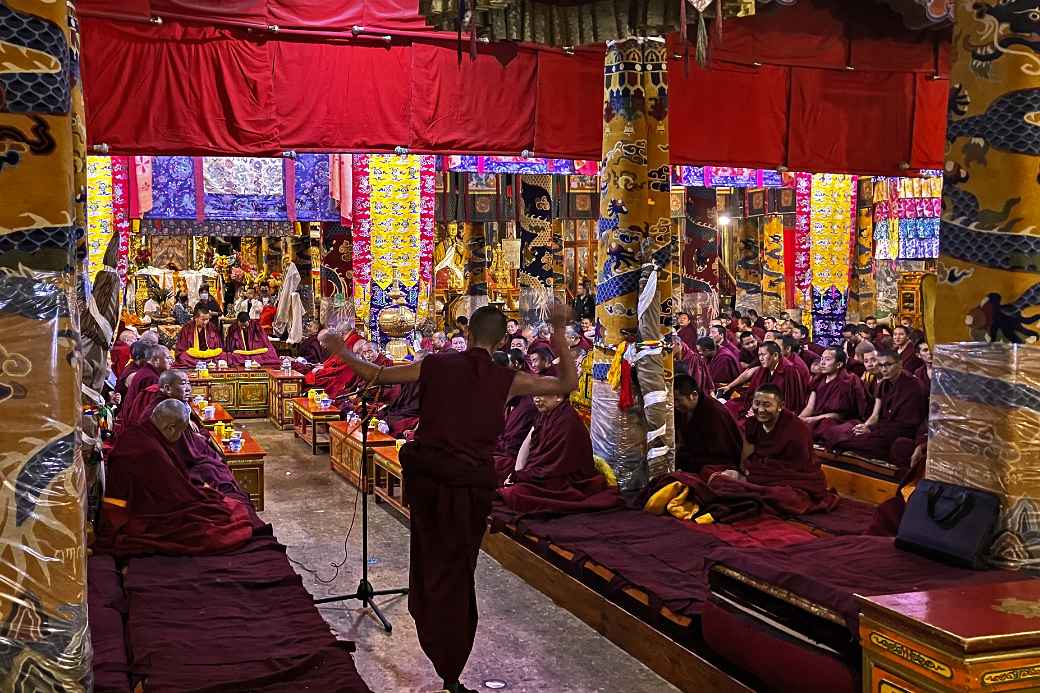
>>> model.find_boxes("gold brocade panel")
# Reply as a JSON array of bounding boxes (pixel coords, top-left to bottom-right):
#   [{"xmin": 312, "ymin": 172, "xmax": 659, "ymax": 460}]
[{"xmin": 760, "ymin": 215, "xmax": 785, "ymax": 317}]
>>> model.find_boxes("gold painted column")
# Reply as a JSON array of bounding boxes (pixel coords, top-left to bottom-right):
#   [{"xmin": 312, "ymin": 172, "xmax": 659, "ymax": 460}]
[
  {"xmin": 927, "ymin": 3, "xmax": 1040, "ymax": 569},
  {"xmin": 593, "ymin": 38, "xmax": 674, "ymax": 489},
  {"xmin": 0, "ymin": 1, "xmax": 90, "ymax": 687}
]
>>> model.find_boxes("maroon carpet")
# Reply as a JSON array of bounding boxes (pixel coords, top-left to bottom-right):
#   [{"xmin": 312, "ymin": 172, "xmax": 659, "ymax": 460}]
[
  {"xmin": 87, "ymin": 555, "xmax": 130, "ymax": 693},
  {"xmin": 793, "ymin": 497, "xmax": 876, "ymax": 536},
  {"xmin": 109, "ymin": 535, "xmax": 371, "ymax": 692}
]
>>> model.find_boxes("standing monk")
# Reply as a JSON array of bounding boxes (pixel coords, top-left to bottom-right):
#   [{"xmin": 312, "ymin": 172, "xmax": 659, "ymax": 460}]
[{"xmin": 320, "ymin": 305, "xmax": 578, "ymax": 693}]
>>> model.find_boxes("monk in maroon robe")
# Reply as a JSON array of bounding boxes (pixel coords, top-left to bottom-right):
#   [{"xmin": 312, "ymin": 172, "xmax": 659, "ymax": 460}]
[
  {"xmin": 737, "ymin": 331, "xmax": 759, "ymax": 366},
  {"xmin": 498, "ymin": 396, "xmax": 621, "ymax": 514},
  {"xmin": 713, "ymin": 384, "xmax": 837, "ymax": 514},
  {"xmin": 675, "ymin": 338, "xmax": 714, "ymax": 395},
  {"xmin": 723, "ymin": 342, "xmax": 807, "ymax": 424},
  {"xmin": 913, "ymin": 341, "xmax": 933, "ymax": 396},
  {"xmin": 118, "ymin": 345, "xmax": 171, "ymax": 426},
  {"xmin": 493, "ymin": 396, "xmax": 538, "ymax": 484},
  {"xmin": 799, "ymin": 347, "xmax": 869, "ymax": 442},
  {"xmin": 97, "ymin": 400, "xmax": 256, "ymax": 558},
  {"xmin": 224, "ymin": 312, "xmax": 280, "ymax": 366},
  {"xmin": 306, "ymin": 331, "xmax": 364, "ymax": 398},
  {"xmin": 674, "ymin": 374, "xmax": 742, "ymax": 473},
  {"xmin": 818, "ymin": 349, "xmax": 928, "ymax": 463},
  {"xmin": 676, "ymin": 311, "xmax": 698, "ymax": 351},
  {"xmin": 319, "ymin": 305, "xmax": 579, "ymax": 693},
  {"xmin": 697, "ymin": 336, "xmax": 740, "ymax": 387},
  {"xmin": 110, "ymin": 330, "xmax": 135, "ymax": 379},
  {"xmin": 892, "ymin": 325, "xmax": 924, "ymax": 373},
  {"xmin": 173, "ymin": 306, "xmax": 225, "ymax": 367},
  {"xmin": 114, "ymin": 341, "xmax": 148, "ymax": 403},
  {"xmin": 781, "ymin": 336, "xmax": 813, "ymax": 386},
  {"xmin": 381, "ymin": 354, "xmax": 427, "ymax": 438}
]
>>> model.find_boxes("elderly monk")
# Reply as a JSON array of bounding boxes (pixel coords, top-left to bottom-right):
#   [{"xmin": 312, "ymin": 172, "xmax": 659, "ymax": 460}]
[
  {"xmin": 306, "ymin": 331, "xmax": 364, "ymax": 398},
  {"xmin": 119, "ymin": 367, "xmax": 187, "ymax": 429},
  {"xmin": 320, "ymin": 304, "xmax": 578, "ymax": 693},
  {"xmin": 722, "ymin": 342, "xmax": 807, "ymax": 423},
  {"xmin": 224, "ymin": 311, "xmax": 280, "ymax": 366},
  {"xmin": 697, "ymin": 336, "xmax": 741, "ymax": 387},
  {"xmin": 97, "ymin": 400, "xmax": 256, "ymax": 557},
  {"xmin": 799, "ymin": 347, "xmax": 869, "ymax": 442},
  {"xmin": 719, "ymin": 384, "xmax": 837, "ymax": 513},
  {"xmin": 674, "ymin": 373, "xmax": 742, "ymax": 473},
  {"xmin": 110, "ymin": 329, "xmax": 137, "ymax": 380},
  {"xmin": 565, "ymin": 322, "xmax": 593, "ymax": 369},
  {"xmin": 498, "ymin": 394, "xmax": 621, "ymax": 514},
  {"xmin": 297, "ymin": 319, "xmax": 328, "ymax": 364},
  {"xmin": 119, "ymin": 344, "xmax": 171, "ymax": 423},
  {"xmin": 818, "ymin": 349, "xmax": 928, "ymax": 464},
  {"xmin": 174, "ymin": 306, "xmax": 225, "ymax": 367}
]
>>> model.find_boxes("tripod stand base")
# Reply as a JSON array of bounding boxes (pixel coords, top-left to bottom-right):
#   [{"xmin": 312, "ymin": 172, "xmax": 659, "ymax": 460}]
[{"xmin": 314, "ymin": 579, "xmax": 409, "ymax": 633}]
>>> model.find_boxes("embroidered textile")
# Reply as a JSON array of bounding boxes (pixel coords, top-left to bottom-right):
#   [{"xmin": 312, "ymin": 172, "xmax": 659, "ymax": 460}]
[
  {"xmin": 351, "ymin": 155, "xmax": 373, "ymax": 327},
  {"xmin": 146, "ymin": 156, "xmax": 197, "ymax": 219},
  {"xmin": 204, "ymin": 194, "xmax": 286, "ymax": 220},
  {"xmin": 330, "ymin": 154, "xmax": 353, "ymax": 223},
  {"xmin": 873, "ymin": 176, "xmax": 941, "ymax": 260},
  {"xmin": 141, "ymin": 219, "xmax": 295, "ymax": 237},
  {"xmin": 111, "ymin": 156, "xmax": 132, "ymax": 284},
  {"xmin": 202, "ymin": 157, "xmax": 283, "ymax": 196},
  {"xmin": 295, "ymin": 154, "xmax": 338, "ymax": 222},
  {"xmin": 760, "ymin": 215, "xmax": 785, "ymax": 316},
  {"xmin": 87, "ymin": 155, "xmax": 114, "ymax": 281},
  {"xmin": 134, "ymin": 156, "xmax": 153, "ymax": 216},
  {"xmin": 794, "ymin": 172, "xmax": 813, "ymax": 316},
  {"xmin": 808, "ymin": 173, "xmax": 856, "ymax": 346},
  {"xmin": 446, "ymin": 156, "xmax": 597, "ymax": 175},
  {"xmin": 734, "ymin": 219, "xmax": 762, "ymax": 311},
  {"xmin": 671, "ymin": 166, "xmax": 784, "ymax": 188},
  {"xmin": 417, "ymin": 156, "xmax": 436, "ymax": 323},
  {"xmin": 847, "ymin": 207, "xmax": 876, "ymax": 320}
]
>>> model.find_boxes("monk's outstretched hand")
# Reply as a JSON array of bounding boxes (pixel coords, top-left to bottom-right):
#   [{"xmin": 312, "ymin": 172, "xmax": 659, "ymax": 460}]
[{"xmin": 548, "ymin": 302, "xmax": 571, "ymax": 331}]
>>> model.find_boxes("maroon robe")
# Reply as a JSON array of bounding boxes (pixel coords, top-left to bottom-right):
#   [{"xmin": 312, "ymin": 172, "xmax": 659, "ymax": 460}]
[
  {"xmin": 806, "ymin": 371, "xmax": 869, "ymax": 441},
  {"xmin": 498, "ymin": 401, "xmax": 622, "ymax": 514},
  {"xmin": 913, "ymin": 364, "xmax": 932, "ymax": 396},
  {"xmin": 725, "ymin": 360, "xmax": 807, "ymax": 423},
  {"xmin": 223, "ymin": 320, "xmax": 280, "ymax": 366},
  {"xmin": 806, "ymin": 342, "xmax": 825, "ymax": 356},
  {"xmin": 527, "ymin": 338, "xmax": 554, "ymax": 357},
  {"xmin": 676, "ymin": 395, "xmax": 742, "ymax": 473},
  {"xmin": 298, "ymin": 334, "xmax": 328, "ymax": 364},
  {"xmin": 739, "ymin": 409, "xmax": 838, "ymax": 512},
  {"xmin": 400, "ymin": 348, "xmax": 517, "ymax": 685},
  {"xmin": 305, "ymin": 332, "xmax": 363, "ymax": 398},
  {"xmin": 173, "ymin": 321, "xmax": 225, "ymax": 367},
  {"xmin": 896, "ymin": 343, "xmax": 925, "ymax": 373},
  {"xmin": 384, "ymin": 380, "xmax": 421, "ymax": 438},
  {"xmin": 798, "ymin": 349, "xmax": 820, "ymax": 373},
  {"xmin": 493, "ymin": 396, "xmax": 538, "ymax": 484},
  {"xmin": 820, "ymin": 372, "xmax": 928, "ymax": 462},
  {"xmin": 114, "ymin": 362, "xmax": 143, "ymax": 402},
  {"xmin": 707, "ymin": 348, "xmax": 741, "ymax": 386},
  {"xmin": 110, "ymin": 341, "xmax": 131, "ymax": 379},
  {"xmin": 97, "ymin": 421, "xmax": 256, "ymax": 558},
  {"xmin": 677, "ymin": 325, "xmax": 698, "ymax": 351},
  {"xmin": 119, "ymin": 364, "xmax": 161, "ymax": 422},
  {"xmin": 739, "ymin": 347, "xmax": 758, "ymax": 366},
  {"xmin": 675, "ymin": 340, "xmax": 714, "ymax": 395},
  {"xmin": 119, "ymin": 383, "xmax": 163, "ymax": 429},
  {"xmin": 751, "ymin": 327, "xmax": 765, "ymax": 341},
  {"xmin": 787, "ymin": 354, "xmax": 812, "ymax": 388}
]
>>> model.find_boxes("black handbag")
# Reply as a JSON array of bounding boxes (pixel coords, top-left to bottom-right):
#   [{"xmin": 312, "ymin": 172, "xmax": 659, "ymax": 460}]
[{"xmin": 895, "ymin": 479, "xmax": 1000, "ymax": 569}]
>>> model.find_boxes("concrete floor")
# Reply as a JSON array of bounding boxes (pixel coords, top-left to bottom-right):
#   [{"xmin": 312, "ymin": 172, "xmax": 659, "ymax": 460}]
[{"xmin": 246, "ymin": 421, "xmax": 679, "ymax": 693}]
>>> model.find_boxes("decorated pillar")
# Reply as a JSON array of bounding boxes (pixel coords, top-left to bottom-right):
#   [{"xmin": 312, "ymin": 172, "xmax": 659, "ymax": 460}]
[
  {"xmin": 682, "ymin": 187, "xmax": 720, "ymax": 330},
  {"xmin": 847, "ymin": 181, "xmax": 876, "ymax": 322},
  {"xmin": 734, "ymin": 218, "xmax": 762, "ymax": 312},
  {"xmin": 760, "ymin": 215, "xmax": 786, "ymax": 317},
  {"xmin": 927, "ymin": 2, "xmax": 1040, "ymax": 569},
  {"xmin": 0, "ymin": 1, "xmax": 90, "ymax": 687},
  {"xmin": 518, "ymin": 175, "xmax": 564, "ymax": 324},
  {"xmin": 593, "ymin": 37, "xmax": 673, "ymax": 489}
]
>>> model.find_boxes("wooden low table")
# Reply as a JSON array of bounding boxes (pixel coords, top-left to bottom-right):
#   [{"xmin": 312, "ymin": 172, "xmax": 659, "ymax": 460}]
[
  {"xmin": 291, "ymin": 397, "xmax": 340, "ymax": 454},
  {"xmin": 267, "ymin": 368, "xmax": 307, "ymax": 430},
  {"xmin": 372, "ymin": 445, "xmax": 408, "ymax": 518},
  {"xmin": 329, "ymin": 420, "xmax": 395, "ymax": 492},
  {"xmin": 859, "ymin": 579, "xmax": 1040, "ymax": 692},
  {"xmin": 191, "ymin": 401, "xmax": 233, "ymax": 429},
  {"xmin": 189, "ymin": 366, "xmax": 271, "ymax": 418},
  {"xmin": 208, "ymin": 429, "xmax": 266, "ymax": 511}
]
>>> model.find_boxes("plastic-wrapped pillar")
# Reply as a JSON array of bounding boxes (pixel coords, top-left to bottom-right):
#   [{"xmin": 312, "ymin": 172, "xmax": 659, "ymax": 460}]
[
  {"xmin": 929, "ymin": 3, "xmax": 1040, "ymax": 569},
  {"xmin": 593, "ymin": 38, "xmax": 667, "ymax": 491},
  {"xmin": 0, "ymin": 1, "xmax": 91, "ymax": 687}
]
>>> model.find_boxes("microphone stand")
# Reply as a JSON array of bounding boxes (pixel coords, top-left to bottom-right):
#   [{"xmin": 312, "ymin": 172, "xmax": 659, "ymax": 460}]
[{"xmin": 314, "ymin": 385, "xmax": 408, "ymax": 633}]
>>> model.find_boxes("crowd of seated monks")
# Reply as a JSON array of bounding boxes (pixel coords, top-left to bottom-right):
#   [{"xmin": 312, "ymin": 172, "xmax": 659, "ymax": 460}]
[
  {"xmin": 675, "ymin": 310, "xmax": 932, "ymax": 468},
  {"xmin": 172, "ymin": 305, "xmax": 281, "ymax": 368}
]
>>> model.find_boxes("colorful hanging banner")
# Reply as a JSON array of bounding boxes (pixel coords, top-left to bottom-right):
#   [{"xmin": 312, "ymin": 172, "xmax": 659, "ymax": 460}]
[
  {"xmin": 760, "ymin": 214, "xmax": 786, "ymax": 316},
  {"xmin": 86, "ymin": 155, "xmax": 114, "ymax": 282},
  {"xmin": 111, "ymin": 156, "xmax": 132, "ymax": 284},
  {"xmin": 351, "ymin": 154, "xmax": 373, "ymax": 327},
  {"xmin": 808, "ymin": 173, "xmax": 856, "ymax": 345},
  {"xmin": 794, "ymin": 172, "xmax": 813, "ymax": 318}
]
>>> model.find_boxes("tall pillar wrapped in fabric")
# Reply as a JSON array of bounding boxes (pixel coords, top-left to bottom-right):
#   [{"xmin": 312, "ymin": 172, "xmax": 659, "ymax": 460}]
[
  {"xmin": 0, "ymin": 1, "xmax": 91, "ymax": 688},
  {"xmin": 760, "ymin": 215, "xmax": 786, "ymax": 317},
  {"xmin": 928, "ymin": 2, "xmax": 1040, "ymax": 569},
  {"xmin": 593, "ymin": 38, "xmax": 664, "ymax": 490},
  {"xmin": 734, "ymin": 219, "xmax": 763, "ymax": 313},
  {"xmin": 518, "ymin": 174, "xmax": 564, "ymax": 324},
  {"xmin": 847, "ymin": 198, "xmax": 876, "ymax": 322},
  {"xmin": 682, "ymin": 187, "xmax": 720, "ymax": 330}
]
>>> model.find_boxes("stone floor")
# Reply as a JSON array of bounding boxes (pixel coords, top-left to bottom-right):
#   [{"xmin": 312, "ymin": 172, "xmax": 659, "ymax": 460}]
[{"xmin": 246, "ymin": 420, "xmax": 679, "ymax": 693}]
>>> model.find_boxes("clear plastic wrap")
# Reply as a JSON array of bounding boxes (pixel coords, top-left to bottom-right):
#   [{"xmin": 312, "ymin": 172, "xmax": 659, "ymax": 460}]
[
  {"xmin": 927, "ymin": 342, "xmax": 1040, "ymax": 569},
  {"xmin": 0, "ymin": 268, "xmax": 91, "ymax": 688},
  {"xmin": 590, "ymin": 379, "xmax": 648, "ymax": 492}
]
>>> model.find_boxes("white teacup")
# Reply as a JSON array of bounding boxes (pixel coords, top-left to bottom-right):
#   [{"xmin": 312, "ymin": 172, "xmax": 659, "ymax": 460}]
[{"xmin": 203, "ymin": 406, "xmax": 216, "ymax": 419}]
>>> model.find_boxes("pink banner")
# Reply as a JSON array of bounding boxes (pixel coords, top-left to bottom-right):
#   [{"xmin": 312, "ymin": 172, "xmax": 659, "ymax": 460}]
[
  {"xmin": 351, "ymin": 154, "xmax": 372, "ymax": 326},
  {"xmin": 418, "ymin": 155, "xmax": 436, "ymax": 299},
  {"xmin": 794, "ymin": 172, "xmax": 813, "ymax": 310},
  {"xmin": 110, "ymin": 156, "xmax": 132, "ymax": 284}
]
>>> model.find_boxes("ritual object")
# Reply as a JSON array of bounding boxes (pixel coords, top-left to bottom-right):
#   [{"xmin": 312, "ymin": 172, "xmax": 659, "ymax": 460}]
[{"xmin": 376, "ymin": 278, "xmax": 417, "ymax": 362}]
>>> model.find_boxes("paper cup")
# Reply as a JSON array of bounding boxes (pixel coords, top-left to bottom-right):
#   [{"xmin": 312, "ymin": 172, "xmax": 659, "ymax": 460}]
[{"xmin": 203, "ymin": 406, "xmax": 216, "ymax": 419}]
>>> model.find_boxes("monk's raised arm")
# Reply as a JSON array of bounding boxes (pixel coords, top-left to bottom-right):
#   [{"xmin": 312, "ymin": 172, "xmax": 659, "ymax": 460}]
[{"xmin": 318, "ymin": 330, "xmax": 421, "ymax": 385}]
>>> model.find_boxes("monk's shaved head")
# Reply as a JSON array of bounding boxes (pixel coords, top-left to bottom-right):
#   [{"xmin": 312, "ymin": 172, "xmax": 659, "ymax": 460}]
[
  {"xmin": 151, "ymin": 399, "xmax": 190, "ymax": 442},
  {"xmin": 130, "ymin": 341, "xmax": 150, "ymax": 362},
  {"xmin": 468, "ymin": 306, "xmax": 508, "ymax": 348},
  {"xmin": 158, "ymin": 369, "xmax": 192, "ymax": 402},
  {"xmin": 533, "ymin": 393, "xmax": 564, "ymax": 413},
  {"xmin": 139, "ymin": 330, "xmax": 159, "ymax": 346}
]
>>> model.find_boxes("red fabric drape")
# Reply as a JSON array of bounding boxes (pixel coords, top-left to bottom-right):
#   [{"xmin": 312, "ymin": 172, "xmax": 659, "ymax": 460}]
[{"xmin": 79, "ymin": 0, "xmax": 949, "ymax": 174}]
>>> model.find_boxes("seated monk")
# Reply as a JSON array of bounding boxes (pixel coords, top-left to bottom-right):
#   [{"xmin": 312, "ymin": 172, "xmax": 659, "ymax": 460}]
[
  {"xmin": 725, "ymin": 384, "xmax": 837, "ymax": 513},
  {"xmin": 173, "ymin": 305, "xmax": 225, "ymax": 367},
  {"xmin": 96, "ymin": 400, "xmax": 257, "ymax": 557},
  {"xmin": 674, "ymin": 373, "xmax": 742, "ymax": 473},
  {"xmin": 780, "ymin": 336, "xmax": 812, "ymax": 386},
  {"xmin": 697, "ymin": 336, "xmax": 740, "ymax": 387},
  {"xmin": 110, "ymin": 329, "xmax": 136, "ymax": 379},
  {"xmin": 381, "ymin": 352, "xmax": 426, "ymax": 438},
  {"xmin": 799, "ymin": 347, "xmax": 869, "ymax": 442},
  {"xmin": 818, "ymin": 349, "xmax": 928, "ymax": 464},
  {"xmin": 297, "ymin": 319, "xmax": 328, "ymax": 365},
  {"xmin": 860, "ymin": 346, "xmax": 880, "ymax": 402},
  {"xmin": 224, "ymin": 311, "xmax": 280, "ymax": 366},
  {"xmin": 493, "ymin": 395, "xmax": 539, "ymax": 484},
  {"xmin": 737, "ymin": 331, "xmax": 759, "ymax": 366},
  {"xmin": 114, "ymin": 340, "xmax": 148, "ymax": 403},
  {"xmin": 892, "ymin": 325, "xmax": 924, "ymax": 373},
  {"xmin": 913, "ymin": 340, "xmax": 933, "ymax": 396},
  {"xmin": 721, "ymin": 342, "xmax": 807, "ymax": 424},
  {"xmin": 498, "ymin": 394, "xmax": 622, "ymax": 514},
  {"xmin": 674, "ymin": 337, "xmax": 714, "ymax": 395},
  {"xmin": 306, "ymin": 331, "xmax": 364, "ymax": 398},
  {"xmin": 118, "ymin": 344, "xmax": 171, "ymax": 425}
]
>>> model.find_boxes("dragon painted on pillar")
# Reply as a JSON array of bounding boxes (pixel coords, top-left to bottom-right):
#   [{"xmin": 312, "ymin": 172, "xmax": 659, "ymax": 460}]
[{"xmin": 936, "ymin": 0, "xmax": 1040, "ymax": 344}]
